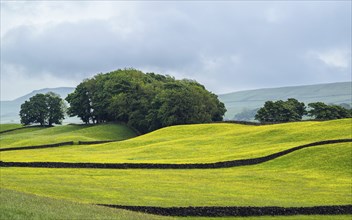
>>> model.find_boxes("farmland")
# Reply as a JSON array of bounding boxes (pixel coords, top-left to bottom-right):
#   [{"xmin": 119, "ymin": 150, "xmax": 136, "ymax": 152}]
[
  {"xmin": 2, "ymin": 189, "xmax": 350, "ymax": 220},
  {"xmin": 0, "ymin": 124, "xmax": 23, "ymax": 132},
  {"xmin": 0, "ymin": 123, "xmax": 137, "ymax": 149},
  {"xmin": 1, "ymin": 119, "xmax": 350, "ymax": 163},
  {"xmin": 0, "ymin": 119, "xmax": 351, "ymax": 219},
  {"xmin": 1, "ymin": 143, "xmax": 351, "ymax": 206},
  {"xmin": 0, "ymin": 188, "xmax": 168, "ymax": 220}
]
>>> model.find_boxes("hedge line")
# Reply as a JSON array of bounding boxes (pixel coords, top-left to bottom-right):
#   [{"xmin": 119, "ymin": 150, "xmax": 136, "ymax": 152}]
[
  {"xmin": 0, "ymin": 127, "xmax": 25, "ymax": 134},
  {"xmin": 0, "ymin": 125, "xmax": 50, "ymax": 134},
  {"xmin": 0, "ymin": 140, "xmax": 119, "ymax": 152},
  {"xmin": 1, "ymin": 139, "xmax": 350, "ymax": 169},
  {"xmin": 97, "ymin": 204, "xmax": 352, "ymax": 217},
  {"xmin": 78, "ymin": 140, "xmax": 118, "ymax": 145},
  {"xmin": 214, "ymin": 120, "xmax": 270, "ymax": 126},
  {"xmin": 0, "ymin": 142, "xmax": 74, "ymax": 152},
  {"xmin": 217, "ymin": 119, "xmax": 331, "ymax": 126}
]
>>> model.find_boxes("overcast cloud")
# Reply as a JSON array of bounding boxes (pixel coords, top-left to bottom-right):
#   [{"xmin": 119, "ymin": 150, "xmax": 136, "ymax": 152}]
[{"xmin": 1, "ymin": 1, "xmax": 351, "ymax": 100}]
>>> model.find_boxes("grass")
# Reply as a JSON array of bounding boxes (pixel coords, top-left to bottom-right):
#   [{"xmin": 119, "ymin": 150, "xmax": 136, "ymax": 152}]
[
  {"xmin": 1, "ymin": 119, "xmax": 351, "ymax": 219},
  {"xmin": 1, "ymin": 189, "xmax": 349, "ymax": 220},
  {"xmin": 0, "ymin": 123, "xmax": 137, "ymax": 149},
  {"xmin": 189, "ymin": 216, "xmax": 352, "ymax": 220},
  {"xmin": 1, "ymin": 119, "xmax": 351, "ymax": 163},
  {"xmin": 0, "ymin": 188, "xmax": 170, "ymax": 220},
  {"xmin": 1, "ymin": 143, "xmax": 351, "ymax": 208},
  {"xmin": 0, "ymin": 124, "xmax": 22, "ymax": 132}
]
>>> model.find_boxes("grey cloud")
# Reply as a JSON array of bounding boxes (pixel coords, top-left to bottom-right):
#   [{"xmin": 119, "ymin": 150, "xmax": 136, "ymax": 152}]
[
  {"xmin": 2, "ymin": 17, "xmax": 199, "ymax": 77},
  {"xmin": 1, "ymin": 1, "xmax": 351, "ymax": 96}
]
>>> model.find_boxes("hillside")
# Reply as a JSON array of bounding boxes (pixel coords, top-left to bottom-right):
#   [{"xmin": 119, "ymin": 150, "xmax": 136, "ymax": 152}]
[
  {"xmin": 0, "ymin": 188, "xmax": 167, "ymax": 220},
  {"xmin": 1, "ymin": 119, "xmax": 351, "ymax": 219},
  {"xmin": 1, "ymin": 190, "xmax": 348, "ymax": 220},
  {"xmin": 0, "ymin": 123, "xmax": 137, "ymax": 149},
  {"xmin": 0, "ymin": 87, "xmax": 75, "ymax": 124},
  {"xmin": 1, "ymin": 142, "xmax": 350, "ymax": 207},
  {"xmin": 219, "ymin": 82, "xmax": 352, "ymax": 120},
  {"xmin": 1, "ymin": 119, "xmax": 351, "ymax": 163},
  {"xmin": 0, "ymin": 124, "xmax": 23, "ymax": 132}
]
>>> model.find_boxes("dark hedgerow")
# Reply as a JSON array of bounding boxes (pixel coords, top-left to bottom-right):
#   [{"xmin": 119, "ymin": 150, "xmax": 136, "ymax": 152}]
[{"xmin": 98, "ymin": 204, "xmax": 352, "ymax": 217}]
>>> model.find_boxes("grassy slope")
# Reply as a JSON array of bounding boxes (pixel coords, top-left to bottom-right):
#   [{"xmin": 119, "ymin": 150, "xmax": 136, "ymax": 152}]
[
  {"xmin": 1, "ymin": 120, "xmax": 350, "ymax": 219},
  {"xmin": 0, "ymin": 124, "xmax": 22, "ymax": 132},
  {"xmin": 1, "ymin": 143, "xmax": 351, "ymax": 208},
  {"xmin": 0, "ymin": 188, "xmax": 169, "ymax": 220},
  {"xmin": 1, "ymin": 189, "xmax": 349, "ymax": 220},
  {"xmin": 2, "ymin": 119, "xmax": 351, "ymax": 163},
  {"xmin": 0, "ymin": 123, "xmax": 137, "ymax": 149}
]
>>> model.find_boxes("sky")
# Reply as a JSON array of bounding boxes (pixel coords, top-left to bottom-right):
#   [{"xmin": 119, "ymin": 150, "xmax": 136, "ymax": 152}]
[{"xmin": 1, "ymin": 1, "xmax": 351, "ymax": 101}]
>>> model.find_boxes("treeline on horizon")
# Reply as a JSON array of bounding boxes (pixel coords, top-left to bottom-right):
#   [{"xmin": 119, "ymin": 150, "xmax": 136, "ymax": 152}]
[
  {"xmin": 66, "ymin": 69, "xmax": 226, "ymax": 133},
  {"xmin": 18, "ymin": 69, "xmax": 351, "ymax": 131},
  {"xmin": 255, "ymin": 98, "xmax": 352, "ymax": 123}
]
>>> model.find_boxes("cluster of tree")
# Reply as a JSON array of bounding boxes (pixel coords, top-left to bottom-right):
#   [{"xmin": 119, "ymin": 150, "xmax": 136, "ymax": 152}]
[
  {"xmin": 19, "ymin": 92, "xmax": 66, "ymax": 126},
  {"xmin": 307, "ymin": 102, "xmax": 351, "ymax": 120},
  {"xmin": 255, "ymin": 99, "xmax": 306, "ymax": 122},
  {"xmin": 255, "ymin": 98, "xmax": 351, "ymax": 123},
  {"xmin": 65, "ymin": 69, "xmax": 226, "ymax": 133}
]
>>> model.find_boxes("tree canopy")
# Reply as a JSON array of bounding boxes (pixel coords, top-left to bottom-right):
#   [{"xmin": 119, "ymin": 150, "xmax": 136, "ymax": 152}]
[
  {"xmin": 255, "ymin": 98, "xmax": 351, "ymax": 123},
  {"xmin": 19, "ymin": 92, "xmax": 65, "ymax": 126},
  {"xmin": 66, "ymin": 69, "xmax": 226, "ymax": 133},
  {"xmin": 255, "ymin": 98, "xmax": 306, "ymax": 123},
  {"xmin": 308, "ymin": 102, "xmax": 351, "ymax": 120}
]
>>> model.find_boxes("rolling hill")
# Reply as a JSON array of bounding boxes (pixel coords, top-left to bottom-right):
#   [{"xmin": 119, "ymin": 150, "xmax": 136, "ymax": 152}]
[
  {"xmin": 0, "ymin": 123, "xmax": 137, "ymax": 149},
  {"xmin": 219, "ymin": 81, "xmax": 352, "ymax": 120},
  {"xmin": 1, "ymin": 141, "xmax": 350, "ymax": 207},
  {"xmin": 2, "ymin": 119, "xmax": 350, "ymax": 163},
  {"xmin": 0, "ymin": 188, "xmax": 167, "ymax": 220},
  {"xmin": 0, "ymin": 124, "xmax": 23, "ymax": 132},
  {"xmin": 2, "ymin": 190, "xmax": 348, "ymax": 220},
  {"xmin": 0, "ymin": 119, "xmax": 351, "ymax": 219}
]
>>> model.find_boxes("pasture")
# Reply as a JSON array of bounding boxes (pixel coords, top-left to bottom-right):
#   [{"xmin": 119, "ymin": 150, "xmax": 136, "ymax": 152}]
[
  {"xmin": 0, "ymin": 188, "xmax": 167, "ymax": 220},
  {"xmin": 0, "ymin": 123, "xmax": 23, "ymax": 132},
  {"xmin": 0, "ymin": 123, "xmax": 137, "ymax": 149},
  {"xmin": 1, "ymin": 143, "xmax": 351, "ymax": 207},
  {"xmin": 1, "ymin": 119, "xmax": 350, "ymax": 163},
  {"xmin": 1, "ymin": 119, "xmax": 351, "ymax": 219}
]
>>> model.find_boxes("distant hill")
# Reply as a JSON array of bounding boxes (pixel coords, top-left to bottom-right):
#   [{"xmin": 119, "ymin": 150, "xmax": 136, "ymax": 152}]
[
  {"xmin": 11, "ymin": 87, "xmax": 75, "ymax": 104},
  {"xmin": 0, "ymin": 87, "xmax": 75, "ymax": 124},
  {"xmin": 219, "ymin": 82, "xmax": 352, "ymax": 120},
  {"xmin": 1, "ymin": 82, "xmax": 351, "ymax": 123}
]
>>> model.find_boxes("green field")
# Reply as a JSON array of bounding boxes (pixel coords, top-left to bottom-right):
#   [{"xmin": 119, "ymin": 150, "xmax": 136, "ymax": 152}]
[
  {"xmin": 1, "ymin": 143, "xmax": 351, "ymax": 207},
  {"xmin": 2, "ymin": 189, "xmax": 349, "ymax": 220},
  {"xmin": 0, "ymin": 188, "xmax": 168, "ymax": 220},
  {"xmin": 0, "ymin": 124, "xmax": 23, "ymax": 132},
  {"xmin": 1, "ymin": 119, "xmax": 351, "ymax": 219},
  {"xmin": 1, "ymin": 119, "xmax": 350, "ymax": 163},
  {"xmin": 0, "ymin": 123, "xmax": 137, "ymax": 149}
]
